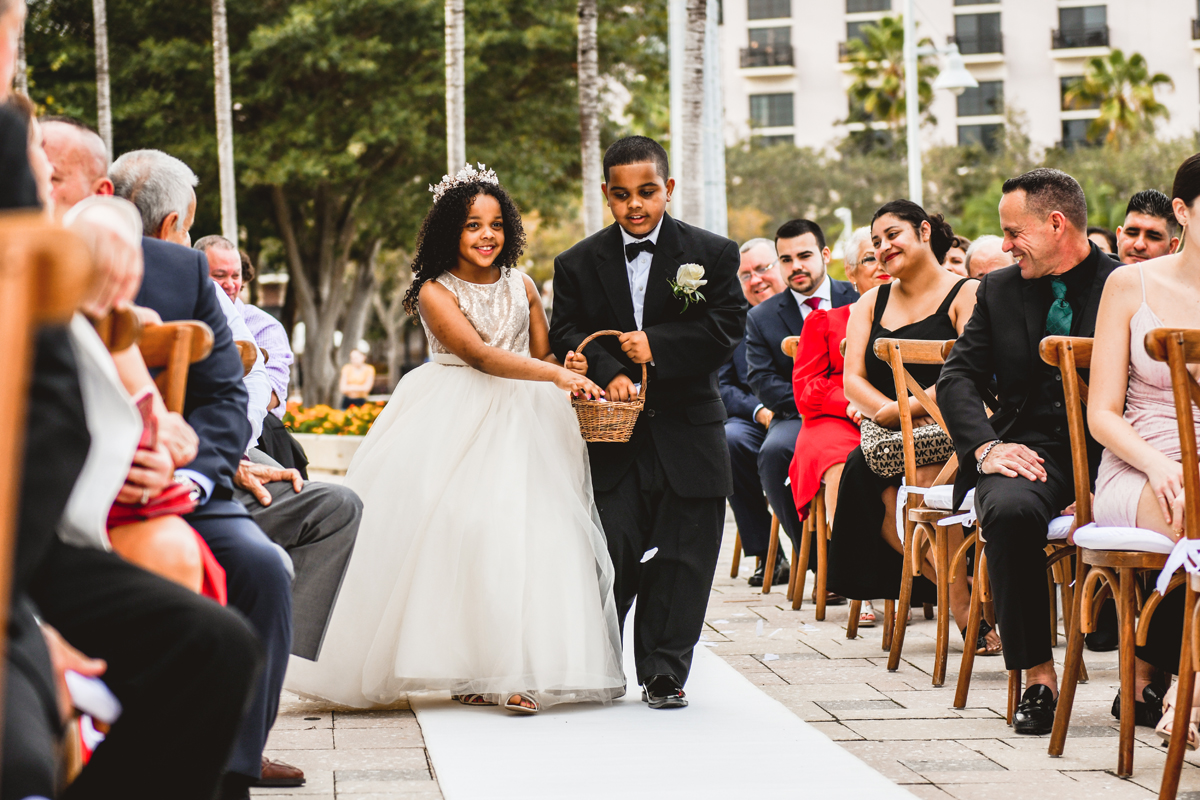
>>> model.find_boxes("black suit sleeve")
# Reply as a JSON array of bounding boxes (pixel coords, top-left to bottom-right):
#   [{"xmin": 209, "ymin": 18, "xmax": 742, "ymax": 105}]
[
  {"xmin": 549, "ymin": 255, "xmax": 626, "ymax": 390},
  {"xmin": 0, "ymin": 107, "xmax": 39, "ymax": 211},
  {"xmin": 182, "ymin": 259, "xmax": 251, "ymax": 495},
  {"xmin": 643, "ymin": 239, "xmax": 745, "ymax": 381},
  {"xmin": 744, "ymin": 310, "xmax": 791, "ymax": 417},
  {"xmin": 718, "ymin": 350, "xmax": 758, "ymax": 422},
  {"xmin": 937, "ymin": 274, "xmax": 1001, "ymax": 479}
]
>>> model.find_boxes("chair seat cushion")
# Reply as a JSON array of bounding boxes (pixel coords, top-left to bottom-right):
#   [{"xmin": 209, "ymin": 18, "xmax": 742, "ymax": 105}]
[
  {"xmin": 923, "ymin": 485, "xmax": 972, "ymax": 511},
  {"xmin": 1073, "ymin": 523, "xmax": 1175, "ymax": 554},
  {"xmin": 1046, "ymin": 515, "xmax": 1074, "ymax": 541}
]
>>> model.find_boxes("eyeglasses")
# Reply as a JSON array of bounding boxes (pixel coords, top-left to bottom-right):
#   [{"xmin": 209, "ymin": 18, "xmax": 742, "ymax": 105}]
[{"xmin": 737, "ymin": 262, "xmax": 777, "ymax": 284}]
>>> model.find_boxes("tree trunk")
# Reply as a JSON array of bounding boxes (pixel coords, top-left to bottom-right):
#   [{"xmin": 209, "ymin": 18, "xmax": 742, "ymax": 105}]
[
  {"xmin": 675, "ymin": 0, "xmax": 706, "ymax": 226},
  {"xmin": 577, "ymin": 0, "xmax": 602, "ymax": 236},
  {"xmin": 92, "ymin": 0, "xmax": 112, "ymax": 154},
  {"xmin": 212, "ymin": 0, "xmax": 238, "ymax": 242},
  {"xmin": 337, "ymin": 239, "xmax": 381, "ymax": 369},
  {"xmin": 444, "ymin": 0, "xmax": 466, "ymax": 175}
]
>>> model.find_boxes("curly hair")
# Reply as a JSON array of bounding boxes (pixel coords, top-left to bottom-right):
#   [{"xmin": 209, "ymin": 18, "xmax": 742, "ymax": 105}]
[{"xmin": 403, "ymin": 181, "xmax": 527, "ymax": 315}]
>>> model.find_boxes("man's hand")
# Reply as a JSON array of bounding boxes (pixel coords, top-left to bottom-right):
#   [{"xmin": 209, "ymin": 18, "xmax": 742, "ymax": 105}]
[
  {"xmin": 42, "ymin": 624, "xmax": 106, "ymax": 724},
  {"xmin": 158, "ymin": 411, "xmax": 199, "ymax": 468},
  {"xmin": 116, "ymin": 443, "xmax": 175, "ymax": 504},
  {"xmin": 235, "ymin": 461, "xmax": 304, "ymax": 506},
  {"xmin": 618, "ymin": 331, "xmax": 653, "ymax": 364},
  {"xmin": 755, "ymin": 407, "xmax": 774, "ymax": 428},
  {"xmin": 606, "ymin": 374, "xmax": 638, "ymax": 402},
  {"xmin": 71, "ymin": 217, "xmax": 144, "ymax": 320},
  {"xmin": 564, "ymin": 350, "xmax": 589, "ymax": 376},
  {"xmin": 978, "ymin": 442, "xmax": 1047, "ymax": 482},
  {"xmin": 268, "ymin": 391, "xmax": 281, "ymax": 412}
]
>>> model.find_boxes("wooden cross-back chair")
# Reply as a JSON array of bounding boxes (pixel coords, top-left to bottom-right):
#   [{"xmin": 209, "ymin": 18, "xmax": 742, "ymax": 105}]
[
  {"xmin": 138, "ymin": 321, "xmax": 215, "ymax": 413},
  {"xmin": 235, "ymin": 340, "xmax": 257, "ymax": 377},
  {"xmin": 758, "ymin": 336, "xmax": 802, "ymax": 598},
  {"xmin": 1045, "ymin": 335, "xmax": 1169, "ymax": 777},
  {"xmin": 91, "ymin": 306, "xmax": 142, "ymax": 353},
  {"xmin": 0, "ymin": 214, "xmax": 93, "ymax": 757},
  {"xmin": 1151, "ymin": 329, "xmax": 1200, "ymax": 800}
]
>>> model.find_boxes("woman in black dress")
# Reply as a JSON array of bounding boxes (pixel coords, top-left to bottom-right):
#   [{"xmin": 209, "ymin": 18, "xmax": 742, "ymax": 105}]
[{"xmin": 826, "ymin": 200, "xmax": 1000, "ymax": 654}]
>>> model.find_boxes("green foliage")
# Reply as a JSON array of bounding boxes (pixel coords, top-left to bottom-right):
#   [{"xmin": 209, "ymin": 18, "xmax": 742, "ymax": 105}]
[
  {"xmin": 842, "ymin": 16, "xmax": 936, "ymax": 132},
  {"xmin": 1063, "ymin": 49, "xmax": 1174, "ymax": 148}
]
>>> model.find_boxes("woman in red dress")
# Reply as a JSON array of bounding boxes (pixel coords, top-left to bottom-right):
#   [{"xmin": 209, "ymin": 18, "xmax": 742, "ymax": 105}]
[{"xmin": 789, "ymin": 227, "xmax": 891, "ymax": 624}]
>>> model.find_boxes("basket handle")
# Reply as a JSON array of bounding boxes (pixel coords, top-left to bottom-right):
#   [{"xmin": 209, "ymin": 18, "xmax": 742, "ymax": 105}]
[{"xmin": 575, "ymin": 330, "xmax": 648, "ymax": 398}]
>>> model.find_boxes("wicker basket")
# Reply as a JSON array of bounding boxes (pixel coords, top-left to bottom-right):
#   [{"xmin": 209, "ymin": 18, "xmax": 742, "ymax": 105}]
[{"xmin": 571, "ymin": 330, "xmax": 648, "ymax": 443}]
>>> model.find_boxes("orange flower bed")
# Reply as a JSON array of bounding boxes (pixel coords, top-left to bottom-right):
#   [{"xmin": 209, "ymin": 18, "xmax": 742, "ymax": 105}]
[{"xmin": 284, "ymin": 401, "xmax": 384, "ymax": 436}]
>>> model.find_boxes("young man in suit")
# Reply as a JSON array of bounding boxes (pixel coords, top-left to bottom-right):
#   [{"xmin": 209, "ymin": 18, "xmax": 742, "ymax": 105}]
[
  {"xmin": 939, "ymin": 168, "xmax": 1119, "ymax": 734},
  {"xmin": 719, "ymin": 238, "xmax": 787, "ymax": 585},
  {"xmin": 744, "ymin": 220, "xmax": 857, "ymax": 591},
  {"xmin": 550, "ymin": 136, "xmax": 745, "ymax": 708}
]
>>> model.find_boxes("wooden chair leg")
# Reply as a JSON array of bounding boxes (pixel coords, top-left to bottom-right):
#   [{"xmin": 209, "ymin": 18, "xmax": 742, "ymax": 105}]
[
  {"xmin": 932, "ymin": 525, "xmax": 952, "ymax": 686},
  {"xmin": 730, "ymin": 530, "xmax": 742, "ymax": 579},
  {"xmin": 1159, "ymin": 583, "xmax": 1197, "ymax": 800},
  {"xmin": 1050, "ymin": 556, "xmax": 1089, "ymax": 756},
  {"xmin": 954, "ymin": 545, "xmax": 986, "ymax": 708},
  {"xmin": 787, "ymin": 537, "xmax": 802, "ymax": 605},
  {"xmin": 815, "ymin": 488, "xmax": 829, "ymax": 621},
  {"xmin": 846, "ymin": 599, "xmax": 862, "ymax": 639},
  {"xmin": 1117, "ymin": 568, "xmax": 1137, "ymax": 777},
  {"xmin": 923, "ymin": 603, "xmax": 934, "ymax": 620},
  {"xmin": 1007, "ymin": 670, "xmax": 1021, "ymax": 725},
  {"xmin": 1048, "ymin": 569, "xmax": 1059, "ymax": 648},
  {"xmin": 789, "ymin": 510, "xmax": 811, "ymax": 603},
  {"xmin": 887, "ymin": 520, "xmax": 918, "ymax": 672},
  {"xmin": 882, "ymin": 599, "xmax": 896, "ymax": 651},
  {"xmin": 763, "ymin": 515, "xmax": 780, "ymax": 594},
  {"xmin": 792, "ymin": 511, "xmax": 811, "ymax": 605}
]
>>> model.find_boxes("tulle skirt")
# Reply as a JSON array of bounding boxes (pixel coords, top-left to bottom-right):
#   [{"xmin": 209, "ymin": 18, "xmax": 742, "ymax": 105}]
[{"xmin": 284, "ymin": 361, "xmax": 626, "ymax": 708}]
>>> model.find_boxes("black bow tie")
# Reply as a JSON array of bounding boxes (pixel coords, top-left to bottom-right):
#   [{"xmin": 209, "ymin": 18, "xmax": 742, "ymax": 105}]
[{"xmin": 625, "ymin": 240, "xmax": 656, "ymax": 262}]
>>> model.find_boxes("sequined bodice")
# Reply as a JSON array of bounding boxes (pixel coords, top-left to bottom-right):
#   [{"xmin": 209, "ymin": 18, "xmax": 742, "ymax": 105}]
[{"xmin": 423, "ymin": 269, "xmax": 530, "ymax": 360}]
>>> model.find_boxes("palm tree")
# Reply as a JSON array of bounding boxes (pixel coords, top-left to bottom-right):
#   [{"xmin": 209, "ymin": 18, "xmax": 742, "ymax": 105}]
[
  {"xmin": 92, "ymin": 0, "xmax": 112, "ymax": 154},
  {"xmin": 1063, "ymin": 49, "xmax": 1173, "ymax": 148},
  {"xmin": 675, "ymin": 0, "xmax": 705, "ymax": 226},
  {"xmin": 576, "ymin": 0, "xmax": 602, "ymax": 236},
  {"xmin": 843, "ymin": 16, "xmax": 936, "ymax": 131},
  {"xmin": 445, "ymin": 0, "xmax": 466, "ymax": 175},
  {"xmin": 212, "ymin": 0, "xmax": 238, "ymax": 242}
]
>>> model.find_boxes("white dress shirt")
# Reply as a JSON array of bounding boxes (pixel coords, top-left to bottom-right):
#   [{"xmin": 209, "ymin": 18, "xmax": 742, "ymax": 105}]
[
  {"xmin": 791, "ymin": 274, "xmax": 832, "ymax": 321},
  {"xmin": 620, "ymin": 217, "xmax": 663, "ymax": 331}
]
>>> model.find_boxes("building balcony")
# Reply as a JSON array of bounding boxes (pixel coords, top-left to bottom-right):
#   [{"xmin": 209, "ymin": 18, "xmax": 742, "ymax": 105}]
[
  {"xmin": 740, "ymin": 45, "xmax": 795, "ymax": 69},
  {"xmin": 1051, "ymin": 27, "xmax": 1109, "ymax": 50},
  {"xmin": 1192, "ymin": 18, "xmax": 1200, "ymax": 41},
  {"xmin": 948, "ymin": 33, "xmax": 1003, "ymax": 56}
]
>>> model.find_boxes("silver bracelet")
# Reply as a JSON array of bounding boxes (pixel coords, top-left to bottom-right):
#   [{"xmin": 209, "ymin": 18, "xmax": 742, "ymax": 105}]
[{"xmin": 976, "ymin": 440, "xmax": 1002, "ymax": 474}]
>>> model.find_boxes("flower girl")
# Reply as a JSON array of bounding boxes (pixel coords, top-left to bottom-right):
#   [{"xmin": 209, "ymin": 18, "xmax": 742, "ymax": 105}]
[{"xmin": 285, "ymin": 166, "xmax": 626, "ymax": 714}]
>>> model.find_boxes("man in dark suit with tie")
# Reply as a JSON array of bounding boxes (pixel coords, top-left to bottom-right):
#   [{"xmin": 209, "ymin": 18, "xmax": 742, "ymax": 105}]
[
  {"xmin": 719, "ymin": 238, "xmax": 787, "ymax": 585},
  {"xmin": 745, "ymin": 220, "xmax": 857, "ymax": 588}
]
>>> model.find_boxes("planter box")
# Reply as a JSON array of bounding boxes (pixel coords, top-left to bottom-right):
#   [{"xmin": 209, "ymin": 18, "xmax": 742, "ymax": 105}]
[{"xmin": 292, "ymin": 433, "xmax": 365, "ymax": 475}]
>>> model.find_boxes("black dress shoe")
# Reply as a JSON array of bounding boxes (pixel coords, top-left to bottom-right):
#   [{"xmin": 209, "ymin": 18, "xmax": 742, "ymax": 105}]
[
  {"xmin": 1112, "ymin": 683, "xmax": 1166, "ymax": 727},
  {"xmin": 641, "ymin": 674, "xmax": 688, "ymax": 709},
  {"xmin": 1013, "ymin": 684, "xmax": 1057, "ymax": 735},
  {"xmin": 1085, "ymin": 600, "xmax": 1119, "ymax": 652},
  {"xmin": 748, "ymin": 555, "xmax": 789, "ymax": 588}
]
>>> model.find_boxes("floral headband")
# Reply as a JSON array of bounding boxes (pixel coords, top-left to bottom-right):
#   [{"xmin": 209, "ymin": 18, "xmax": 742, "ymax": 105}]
[{"xmin": 428, "ymin": 163, "xmax": 500, "ymax": 204}]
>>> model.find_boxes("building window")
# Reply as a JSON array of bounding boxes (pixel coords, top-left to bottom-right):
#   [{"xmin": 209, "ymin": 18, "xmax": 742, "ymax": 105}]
[
  {"xmin": 954, "ymin": 0, "xmax": 994, "ymax": 5},
  {"xmin": 957, "ymin": 81, "xmax": 1003, "ymax": 117},
  {"xmin": 1062, "ymin": 119, "xmax": 1099, "ymax": 149},
  {"xmin": 953, "ymin": 13, "xmax": 1002, "ymax": 55},
  {"xmin": 743, "ymin": 27, "xmax": 793, "ymax": 68},
  {"xmin": 1060, "ymin": 76, "xmax": 1100, "ymax": 111},
  {"xmin": 958, "ymin": 123, "xmax": 1004, "ymax": 151},
  {"xmin": 1054, "ymin": 6, "xmax": 1108, "ymax": 49},
  {"xmin": 753, "ymin": 134, "xmax": 795, "ymax": 149},
  {"xmin": 748, "ymin": 0, "xmax": 790, "ymax": 20},
  {"xmin": 750, "ymin": 93, "xmax": 794, "ymax": 128},
  {"xmin": 846, "ymin": 20, "xmax": 876, "ymax": 44},
  {"xmin": 846, "ymin": 0, "xmax": 891, "ymax": 11}
]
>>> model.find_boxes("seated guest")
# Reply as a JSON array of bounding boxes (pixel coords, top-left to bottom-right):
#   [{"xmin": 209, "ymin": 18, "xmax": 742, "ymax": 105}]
[
  {"xmin": 826, "ymin": 201, "xmax": 994, "ymax": 654},
  {"xmin": 788, "ymin": 227, "xmax": 890, "ymax": 625},
  {"xmin": 745, "ymin": 220, "xmax": 856, "ymax": 590},
  {"xmin": 719, "ymin": 238, "xmax": 785, "ymax": 585},
  {"xmin": 1087, "ymin": 158, "xmax": 1200, "ymax": 734},
  {"xmin": 41, "ymin": 114, "xmax": 115, "ymax": 217},
  {"xmin": 939, "ymin": 169, "xmax": 1119, "ymax": 734},
  {"xmin": 963, "ymin": 234, "xmax": 1014, "ymax": 279},
  {"xmin": 339, "ymin": 348, "xmax": 375, "ymax": 408},
  {"xmin": 1116, "ymin": 189, "xmax": 1180, "ymax": 264},
  {"xmin": 1088, "ymin": 225, "xmax": 1117, "ymax": 256},
  {"xmin": 944, "ymin": 234, "xmax": 971, "ymax": 277}
]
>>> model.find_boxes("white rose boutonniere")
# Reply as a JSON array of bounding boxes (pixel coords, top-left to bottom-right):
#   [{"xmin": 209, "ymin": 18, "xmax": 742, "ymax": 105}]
[{"xmin": 668, "ymin": 263, "xmax": 707, "ymax": 313}]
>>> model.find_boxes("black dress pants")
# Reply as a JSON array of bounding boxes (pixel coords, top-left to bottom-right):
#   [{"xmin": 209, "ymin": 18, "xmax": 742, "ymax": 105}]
[
  {"xmin": 725, "ymin": 417, "xmax": 772, "ymax": 557},
  {"xmin": 2, "ymin": 600, "xmax": 60, "ymax": 800},
  {"xmin": 758, "ymin": 417, "xmax": 805, "ymax": 563},
  {"xmin": 26, "ymin": 540, "xmax": 263, "ymax": 800},
  {"xmin": 594, "ymin": 443, "xmax": 725, "ymax": 687}
]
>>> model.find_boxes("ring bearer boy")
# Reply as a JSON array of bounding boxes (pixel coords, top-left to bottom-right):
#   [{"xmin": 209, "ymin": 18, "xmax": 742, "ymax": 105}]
[{"xmin": 550, "ymin": 136, "xmax": 746, "ymax": 708}]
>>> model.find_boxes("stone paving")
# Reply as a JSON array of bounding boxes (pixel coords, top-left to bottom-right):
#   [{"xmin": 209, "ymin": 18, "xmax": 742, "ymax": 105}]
[{"xmin": 255, "ymin": 496, "xmax": 1200, "ymax": 798}]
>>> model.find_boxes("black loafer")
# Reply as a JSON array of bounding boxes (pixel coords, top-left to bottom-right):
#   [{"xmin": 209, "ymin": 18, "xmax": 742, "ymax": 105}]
[
  {"xmin": 1013, "ymin": 684, "xmax": 1057, "ymax": 735},
  {"xmin": 642, "ymin": 674, "xmax": 688, "ymax": 709},
  {"xmin": 1112, "ymin": 683, "xmax": 1165, "ymax": 727},
  {"xmin": 748, "ymin": 555, "xmax": 790, "ymax": 588}
]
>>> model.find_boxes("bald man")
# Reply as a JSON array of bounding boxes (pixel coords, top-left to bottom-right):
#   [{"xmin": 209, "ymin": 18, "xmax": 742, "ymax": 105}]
[{"xmin": 41, "ymin": 116, "xmax": 114, "ymax": 220}]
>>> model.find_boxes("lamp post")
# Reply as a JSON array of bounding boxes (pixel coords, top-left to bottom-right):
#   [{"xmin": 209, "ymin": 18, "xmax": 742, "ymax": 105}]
[{"xmin": 903, "ymin": 0, "xmax": 978, "ymax": 206}]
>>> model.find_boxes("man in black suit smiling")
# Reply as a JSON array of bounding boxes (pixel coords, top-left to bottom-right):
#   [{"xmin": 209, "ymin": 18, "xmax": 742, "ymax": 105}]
[{"xmin": 745, "ymin": 220, "xmax": 857, "ymax": 588}]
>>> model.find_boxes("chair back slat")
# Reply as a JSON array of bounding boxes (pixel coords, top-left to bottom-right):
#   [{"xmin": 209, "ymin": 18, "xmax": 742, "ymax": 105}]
[
  {"xmin": 91, "ymin": 306, "xmax": 143, "ymax": 353},
  {"xmin": 1039, "ymin": 336, "xmax": 1094, "ymax": 529},
  {"xmin": 781, "ymin": 335, "xmax": 799, "ymax": 359},
  {"xmin": 139, "ymin": 321, "xmax": 215, "ymax": 414},
  {"xmin": 1145, "ymin": 328, "xmax": 1200, "ymax": 542},
  {"xmin": 235, "ymin": 340, "xmax": 257, "ymax": 377},
  {"xmin": 874, "ymin": 338, "xmax": 956, "ymax": 488}
]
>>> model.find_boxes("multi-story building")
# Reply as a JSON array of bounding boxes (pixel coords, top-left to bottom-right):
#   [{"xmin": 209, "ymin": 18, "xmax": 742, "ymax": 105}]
[{"xmin": 719, "ymin": 0, "xmax": 1200, "ymax": 152}]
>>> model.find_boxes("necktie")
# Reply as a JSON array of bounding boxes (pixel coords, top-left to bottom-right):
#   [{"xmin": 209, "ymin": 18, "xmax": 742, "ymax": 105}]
[
  {"xmin": 1045, "ymin": 278, "xmax": 1072, "ymax": 337},
  {"xmin": 625, "ymin": 240, "xmax": 655, "ymax": 262},
  {"xmin": 804, "ymin": 296, "xmax": 822, "ymax": 313}
]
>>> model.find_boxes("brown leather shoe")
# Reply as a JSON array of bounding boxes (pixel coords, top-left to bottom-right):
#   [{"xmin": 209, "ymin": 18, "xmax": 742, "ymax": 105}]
[{"xmin": 253, "ymin": 757, "xmax": 305, "ymax": 787}]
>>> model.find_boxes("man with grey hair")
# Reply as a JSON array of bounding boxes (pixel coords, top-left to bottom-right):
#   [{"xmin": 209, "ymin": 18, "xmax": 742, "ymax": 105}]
[
  {"xmin": 41, "ymin": 116, "xmax": 114, "ymax": 220},
  {"xmin": 110, "ymin": 148, "xmax": 198, "ymax": 245},
  {"xmin": 963, "ymin": 234, "xmax": 1014, "ymax": 279}
]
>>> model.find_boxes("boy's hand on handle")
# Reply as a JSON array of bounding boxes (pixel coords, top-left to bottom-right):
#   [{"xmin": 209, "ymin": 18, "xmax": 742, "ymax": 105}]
[
  {"xmin": 555, "ymin": 368, "xmax": 604, "ymax": 400},
  {"xmin": 606, "ymin": 374, "xmax": 637, "ymax": 402},
  {"xmin": 619, "ymin": 331, "xmax": 653, "ymax": 364},
  {"xmin": 564, "ymin": 350, "xmax": 589, "ymax": 376}
]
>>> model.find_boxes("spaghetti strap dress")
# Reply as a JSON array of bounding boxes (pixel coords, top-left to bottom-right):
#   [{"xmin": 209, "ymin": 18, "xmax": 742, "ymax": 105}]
[{"xmin": 826, "ymin": 279, "xmax": 970, "ymax": 603}]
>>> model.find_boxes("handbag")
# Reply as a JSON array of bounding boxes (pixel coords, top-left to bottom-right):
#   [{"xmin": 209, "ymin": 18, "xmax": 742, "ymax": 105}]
[{"xmin": 859, "ymin": 416, "xmax": 955, "ymax": 479}]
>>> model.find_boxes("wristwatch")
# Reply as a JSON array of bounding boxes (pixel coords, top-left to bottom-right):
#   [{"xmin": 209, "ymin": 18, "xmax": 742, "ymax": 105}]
[
  {"xmin": 976, "ymin": 440, "xmax": 1003, "ymax": 474},
  {"xmin": 173, "ymin": 475, "xmax": 202, "ymax": 503}
]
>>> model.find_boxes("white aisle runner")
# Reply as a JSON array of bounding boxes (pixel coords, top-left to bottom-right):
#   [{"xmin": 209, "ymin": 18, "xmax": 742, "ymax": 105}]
[{"xmin": 411, "ymin": 627, "xmax": 913, "ymax": 799}]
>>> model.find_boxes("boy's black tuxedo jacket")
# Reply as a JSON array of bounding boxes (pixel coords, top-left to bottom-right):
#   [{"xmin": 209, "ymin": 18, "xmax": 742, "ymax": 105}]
[{"xmin": 550, "ymin": 214, "xmax": 746, "ymax": 498}]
